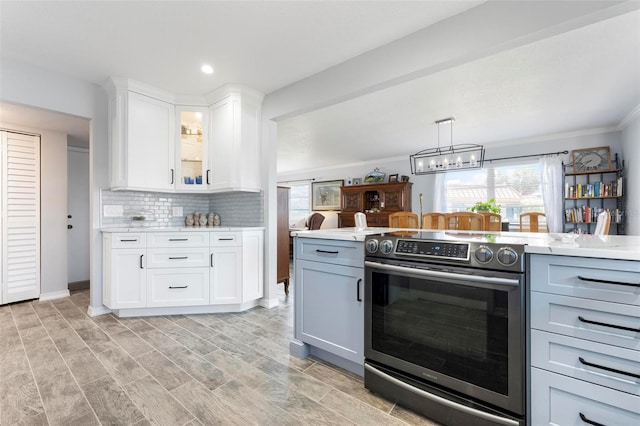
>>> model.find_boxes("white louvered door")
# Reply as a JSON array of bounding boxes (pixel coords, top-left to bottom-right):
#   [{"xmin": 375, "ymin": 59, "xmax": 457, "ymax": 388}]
[{"xmin": 1, "ymin": 131, "xmax": 41, "ymax": 304}]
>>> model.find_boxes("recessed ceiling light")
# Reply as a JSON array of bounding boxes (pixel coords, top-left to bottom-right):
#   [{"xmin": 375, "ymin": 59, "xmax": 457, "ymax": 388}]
[{"xmin": 201, "ymin": 64, "xmax": 214, "ymax": 74}]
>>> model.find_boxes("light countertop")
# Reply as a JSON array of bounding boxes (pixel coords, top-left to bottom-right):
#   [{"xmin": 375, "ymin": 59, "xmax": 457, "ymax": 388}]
[
  {"xmin": 101, "ymin": 226, "xmax": 264, "ymax": 233},
  {"xmin": 292, "ymin": 228, "xmax": 640, "ymax": 261}
]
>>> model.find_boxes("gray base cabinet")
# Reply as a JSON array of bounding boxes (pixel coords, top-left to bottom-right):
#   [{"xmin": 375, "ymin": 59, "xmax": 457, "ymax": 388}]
[{"xmin": 294, "ymin": 237, "xmax": 364, "ymax": 367}]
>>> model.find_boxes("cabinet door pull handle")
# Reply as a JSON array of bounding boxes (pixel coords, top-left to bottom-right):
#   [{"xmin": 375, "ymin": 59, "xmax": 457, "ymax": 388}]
[
  {"xmin": 579, "ymin": 412, "xmax": 606, "ymax": 426},
  {"xmin": 578, "ymin": 316, "xmax": 640, "ymax": 333},
  {"xmin": 139, "ymin": 254, "xmax": 144, "ymax": 269},
  {"xmin": 577, "ymin": 275, "xmax": 640, "ymax": 287},
  {"xmin": 316, "ymin": 249, "xmax": 339, "ymax": 254},
  {"xmin": 218, "ymin": 238, "xmax": 234, "ymax": 241},
  {"xmin": 170, "ymin": 168, "xmax": 174, "ymax": 184},
  {"xmin": 169, "ymin": 256, "xmax": 188, "ymax": 260},
  {"xmin": 169, "ymin": 285, "xmax": 188, "ymax": 289},
  {"xmin": 120, "ymin": 239, "xmax": 137, "ymax": 242},
  {"xmin": 169, "ymin": 238, "xmax": 188, "ymax": 241},
  {"xmin": 206, "ymin": 169, "xmax": 211, "ymax": 185},
  {"xmin": 578, "ymin": 357, "xmax": 640, "ymax": 379},
  {"xmin": 356, "ymin": 278, "xmax": 362, "ymax": 302},
  {"xmin": 210, "ymin": 253, "xmax": 214, "ymax": 267}
]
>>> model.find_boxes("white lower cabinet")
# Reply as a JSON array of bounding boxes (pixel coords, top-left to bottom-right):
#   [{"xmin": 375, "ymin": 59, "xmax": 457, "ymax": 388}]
[
  {"xmin": 529, "ymin": 254, "xmax": 640, "ymax": 425},
  {"xmin": 103, "ymin": 229, "xmax": 263, "ymax": 313}
]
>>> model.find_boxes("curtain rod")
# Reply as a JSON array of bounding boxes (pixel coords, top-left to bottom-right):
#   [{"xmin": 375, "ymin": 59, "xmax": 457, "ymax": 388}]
[
  {"xmin": 277, "ymin": 178, "xmax": 316, "ymax": 184},
  {"xmin": 485, "ymin": 150, "xmax": 568, "ymax": 163}
]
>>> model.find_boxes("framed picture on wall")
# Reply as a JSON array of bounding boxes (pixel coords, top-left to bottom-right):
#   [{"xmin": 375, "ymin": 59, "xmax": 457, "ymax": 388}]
[
  {"xmin": 312, "ymin": 180, "xmax": 344, "ymax": 210},
  {"xmin": 388, "ymin": 174, "xmax": 399, "ymax": 183}
]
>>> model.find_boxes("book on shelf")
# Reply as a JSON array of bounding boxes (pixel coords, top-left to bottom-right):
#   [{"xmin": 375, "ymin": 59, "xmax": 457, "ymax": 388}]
[
  {"xmin": 565, "ymin": 178, "xmax": 620, "ymax": 198},
  {"xmin": 564, "ymin": 207, "xmax": 622, "ymax": 224}
]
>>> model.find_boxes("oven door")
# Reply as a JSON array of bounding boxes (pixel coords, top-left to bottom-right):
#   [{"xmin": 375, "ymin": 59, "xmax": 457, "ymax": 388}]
[{"xmin": 364, "ymin": 259, "xmax": 525, "ymax": 416}]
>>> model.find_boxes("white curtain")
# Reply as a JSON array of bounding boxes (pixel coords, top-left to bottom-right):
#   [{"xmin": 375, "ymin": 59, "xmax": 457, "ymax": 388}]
[
  {"xmin": 539, "ymin": 155, "xmax": 564, "ymax": 233},
  {"xmin": 433, "ymin": 173, "xmax": 446, "ymax": 213}
]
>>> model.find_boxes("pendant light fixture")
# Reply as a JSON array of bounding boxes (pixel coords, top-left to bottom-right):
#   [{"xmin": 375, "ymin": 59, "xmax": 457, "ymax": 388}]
[{"xmin": 410, "ymin": 117, "xmax": 484, "ymax": 174}]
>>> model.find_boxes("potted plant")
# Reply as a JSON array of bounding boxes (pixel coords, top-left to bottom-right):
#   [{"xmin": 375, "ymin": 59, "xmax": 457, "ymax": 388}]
[{"xmin": 468, "ymin": 197, "xmax": 501, "ymax": 214}]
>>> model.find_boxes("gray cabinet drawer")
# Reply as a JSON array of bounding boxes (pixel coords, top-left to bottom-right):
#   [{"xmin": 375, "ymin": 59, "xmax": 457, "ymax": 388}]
[
  {"xmin": 296, "ymin": 237, "xmax": 364, "ymax": 268},
  {"xmin": 110, "ymin": 233, "xmax": 146, "ymax": 248},
  {"xmin": 531, "ymin": 368, "xmax": 640, "ymax": 426},
  {"xmin": 147, "ymin": 232, "xmax": 209, "ymax": 247},
  {"xmin": 531, "ymin": 292, "xmax": 640, "ymax": 350},
  {"xmin": 146, "ymin": 248, "xmax": 209, "ymax": 268},
  {"xmin": 531, "ymin": 329, "xmax": 640, "ymax": 395},
  {"xmin": 530, "ymin": 254, "xmax": 640, "ymax": 305}
]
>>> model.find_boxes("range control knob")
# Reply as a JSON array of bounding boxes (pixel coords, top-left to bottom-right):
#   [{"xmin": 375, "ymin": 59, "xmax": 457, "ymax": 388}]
[
  {"xmin": 497, "ymin": 247, "xmax": 519, "ymax": 266},
  {"xmin": 380, "ymin": 240, "xmax": 394, "ymax": 255},
  {"xmin": 365, "ymin": 239, "xmax": 379, "ymax": 254},
  {"xmin": 474, "ymin": 245, "xmax": 494, "ymax": 263}
]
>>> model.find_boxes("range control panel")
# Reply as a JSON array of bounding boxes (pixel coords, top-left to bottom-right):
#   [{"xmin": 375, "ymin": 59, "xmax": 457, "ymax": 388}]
[{"xmin": 395, "ymin": 240, "xmax": 469, "ymax": 260}]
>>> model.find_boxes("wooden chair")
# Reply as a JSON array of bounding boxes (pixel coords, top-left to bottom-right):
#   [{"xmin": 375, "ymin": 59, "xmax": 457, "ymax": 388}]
[
  {"xmin": 388, "ymin": 212, "xmax": 420, "ymax": 229},
  {"xmin": 594, "ymin": 210, "xmax": 611, "ymax": 235},
  {"xmin": 422, "ymin": 213, "xmax": 447, "ymax": 230},
  {"xmin": 307, "ymin": 212, "xmax": 325, "ymax": 230},
  {"xmin": 445, "ymin": 212, "xmax": 485, "ymax": 231},
  {"xmin": 480, "ymin": 212, "xmax": 501, "ymax": 231},
  {"xmin": 519, "ymin": 212, "xmax": 547, "ymax": 232}
]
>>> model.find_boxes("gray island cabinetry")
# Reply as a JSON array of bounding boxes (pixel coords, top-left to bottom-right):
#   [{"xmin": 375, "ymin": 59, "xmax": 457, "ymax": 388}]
[
  {"xmin": 291, "ymin": 236, "xmax": 364, "ymax": 375},
  {"xmin": 529, "ymin": 254, "xmax": 640, "ymax": 425}
]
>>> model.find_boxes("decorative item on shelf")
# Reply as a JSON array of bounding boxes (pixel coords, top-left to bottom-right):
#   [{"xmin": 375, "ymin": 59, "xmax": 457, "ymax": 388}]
[
  {"xmin": 311, "ymin": 180, "xmax": 343, "ymax": 210},
  {"xmin": 198, "ymin": 213, "xmax": 207, "ymax": 226},
  {"xmin": 388, "ymin": 174, "xmax": 399, "ymax": 183},
  {"xmin": 410, "ymin": 117, "xmax": 484, "ymax": 174},
  {"xmin": 401, "ymin": 175, "xmax": 410, "ymax": 182},
  {"xmin": 353, "ymin": 178, "xmax": 362, "ymax": 185},
  {"xmin": 468, "ymin": 198, "xmax": 501, "ymax": 214},
  {"xmin": 364, "ymin": 168, "xmax": 386, "ymax": 183},
  {"xmin": 185, "ymin": 213, "xmax": 194, "ymax": 226},
  {"xmin": 213, "ymin": 213, "xmax": 221, "ymax": 226},
  {"xmin": 571, "ymin": 146, "xmax": 611, "ymax": 172},
  {"xmin": 346, "ymin": 177, "xmax": 353, "ymax": 186},
  {"xmin": 207, "ymin": 212, "xmax": 215, "ymax": 226}
]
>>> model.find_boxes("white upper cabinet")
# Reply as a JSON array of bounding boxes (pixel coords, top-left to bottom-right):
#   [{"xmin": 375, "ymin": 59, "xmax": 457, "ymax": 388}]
[
  {"xmin": 105, "ymin": 78, "xmax": 175, "ymax": 192},
  {"xmin": 104, "ymin": 79, "xmax": 262, "ymax": 193},
  {"xmin": 208, "ymin": 86, "xmax": 263, "ymax": 193}
]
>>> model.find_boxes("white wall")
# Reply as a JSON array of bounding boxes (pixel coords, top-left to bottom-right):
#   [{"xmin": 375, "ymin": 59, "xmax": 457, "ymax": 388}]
[
  {"xmin": 1, "ymin": 58, "xmax": 109, "ymax": 313},
  {"xmin": 0, "ymin": 123, "xmax": 69, "ymax": 298},
  {"xmin": 621, "ymin": 113, "xmax": 640, "ymax": 236}
]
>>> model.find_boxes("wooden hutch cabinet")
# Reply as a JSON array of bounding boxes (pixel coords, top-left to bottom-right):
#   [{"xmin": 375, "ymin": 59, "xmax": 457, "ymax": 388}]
[{"xmin": 338, "ymin": 182, "xmax": 412, "ymax": 227}]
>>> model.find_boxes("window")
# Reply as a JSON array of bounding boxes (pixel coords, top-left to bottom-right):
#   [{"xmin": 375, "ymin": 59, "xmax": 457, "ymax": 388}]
[
  {"xmin": 444, "ymin": 162, "xmax": 545, "ymax": 225},
  {"xmin": 287, "ymin": 182, "xmax": 311, "ymax": 226}
]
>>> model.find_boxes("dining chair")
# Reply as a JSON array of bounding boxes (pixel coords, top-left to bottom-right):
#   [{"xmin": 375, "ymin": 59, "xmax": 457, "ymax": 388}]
[
  {"xmin": 594, "ymin": 210, "xmax": 611, "ymax": 235},
  {"xmin": 388, "ymin": 212, "xmax": 420, "ymax": 229},
  {"xmin": 479, "ymin": 212, "xmax": 502, "ymax": 231},
  {"xmin": 307, "ymin": 212, "xmax": 325, "ymax": 230},
  {"xmin": 422, "ymin": 213, "xmax": 447, "ymax": 230},
  {"xmin": 445, "ymin": 212, "xmax": 485, "ymax": 231},
  {"xmin": 519, "ymin": 212, "xmax": 547, "ymax": 232}
]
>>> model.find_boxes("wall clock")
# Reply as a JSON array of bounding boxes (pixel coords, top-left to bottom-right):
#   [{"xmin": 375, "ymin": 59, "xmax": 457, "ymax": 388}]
[{"xmin": 572, "ymin": 146, "xmax": 611, "ymax": 172}]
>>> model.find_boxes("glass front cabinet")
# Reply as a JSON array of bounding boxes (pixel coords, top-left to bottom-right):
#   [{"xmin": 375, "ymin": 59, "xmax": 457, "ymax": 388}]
[{"xmin": 175, "ymin": 106, "xmax": 209, "ymax": 190}]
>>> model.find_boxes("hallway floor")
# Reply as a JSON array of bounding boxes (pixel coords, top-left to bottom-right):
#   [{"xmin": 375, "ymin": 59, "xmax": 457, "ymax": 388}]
[{"xmin": 0, "ymin": 287, "xmax": 437, "ymax": 425}]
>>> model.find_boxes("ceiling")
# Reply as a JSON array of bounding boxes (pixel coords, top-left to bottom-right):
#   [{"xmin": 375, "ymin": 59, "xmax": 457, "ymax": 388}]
[{"xmin": 1, "ymin": 1, "xmax": 639, "ymax": 173}]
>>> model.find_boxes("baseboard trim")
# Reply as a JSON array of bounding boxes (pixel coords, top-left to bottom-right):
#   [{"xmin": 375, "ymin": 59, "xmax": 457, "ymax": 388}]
[
  {"xmin": 39, "ymin": 290, "xmax": 71, "ymax": 301},
  {"xmin": 87, "ymin": 305, "xmax": 111, "ymax": 317},
  {"xmin": 68, "ymin": 280, "xmax": 90, "ymax": 291},
  {"xmin": 259, "ymin": 297, "xmax": 279, "ymax": 309}
]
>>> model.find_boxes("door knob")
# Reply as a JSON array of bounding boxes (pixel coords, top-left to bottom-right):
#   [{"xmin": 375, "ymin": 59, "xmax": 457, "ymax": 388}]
[{"xmin": 67, "ymin": 225, "xmax": 73, "ymax": 229}]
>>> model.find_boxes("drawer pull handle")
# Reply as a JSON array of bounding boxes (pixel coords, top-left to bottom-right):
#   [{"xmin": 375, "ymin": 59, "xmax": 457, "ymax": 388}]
[
  {"xmin": 169, "ymin": 238, "xmax": 189, "ymax": 241},
  {"xmin": 577, "ymin": 275, "xmax": 640, "ymax": 288},
  {"xmin": 218, "ymin": 238, "xmax": 234, "ymax": 241},
  {"xmin": 169, "ymin": 256, "xmax": 188, "ymax": 260},
  {"xmin": 316, "ymin": 249, "xmax": 339, "ymax": 254},
  {"xmin": 578, "ymin": 357, "xmax": 640, "ymax": 379},
  {"xmin": 139, "ymin": 254, "xmax": 144, "ymax": 269},
  {"xmin": 579, "ymin": 413, "xmax": 606, "ymax": 426},
  {"xmin": 120, "ymin": 239, "xmax": 138, "ymax": 242},
  {"xmin": 578, "ymin": 316, "xmax": 640, "ymax": 333},
  {"xmin": 356, "ymin": 278, "xmax": 362, "ymax": 302},
  {"xmin": 169, "ymin": 285, "xmax": 188, "ymax": 289}
]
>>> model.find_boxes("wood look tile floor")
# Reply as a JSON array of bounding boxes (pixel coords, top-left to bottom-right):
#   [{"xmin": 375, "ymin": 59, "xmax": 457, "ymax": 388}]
[{"xmin": 0, "ymin": 286, "xmax": 438, "ymax": 426}]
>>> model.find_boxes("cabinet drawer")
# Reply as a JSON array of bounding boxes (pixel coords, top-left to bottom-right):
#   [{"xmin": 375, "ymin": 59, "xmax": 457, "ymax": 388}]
[
  {"xmin": 110, "ymin": 233, "xmax": 146, "ymax": 248},
  {"xmin": 531, "ymin": 292, "xmax": 640, "ymax": 350},
  {"xmin": 147, "ymin": 232, "xmax": 209, "ymax": 248},
  {"xmin": 146, "ymin": 248, "xmax": 209, "ymax": 268},
  {"xmin": 531, "ymin": 329, "xmax": 640, "ymax": 395},
  {"xmin": 531, "ymin": 368, "xmax": 640, "ymax": 426},
  {"xmin": 147, "ymin": 268, "xmax": 209, "ymax": 307},
  {"xmin": 296, "ymin": 237, "xmax": 364, "ymax": 268},
  {"xmin": 530, "ymin": 254, "xmax": 640, "ymax": 305},
  {"xmin": 210, "ymin": 232, "xmax": 241, "ymax": 246}
]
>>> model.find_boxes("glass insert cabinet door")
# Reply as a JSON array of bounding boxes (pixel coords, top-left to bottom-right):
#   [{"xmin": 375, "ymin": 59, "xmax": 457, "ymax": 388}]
[{"xmin": 176, "ymin": 107, "xmax": 208, "ymax": 189}]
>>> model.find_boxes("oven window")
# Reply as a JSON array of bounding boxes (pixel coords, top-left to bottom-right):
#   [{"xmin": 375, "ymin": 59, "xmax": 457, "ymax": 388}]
[{"xmin": 371, "ymin": 271, "xmax": 510, "ymax": 395}]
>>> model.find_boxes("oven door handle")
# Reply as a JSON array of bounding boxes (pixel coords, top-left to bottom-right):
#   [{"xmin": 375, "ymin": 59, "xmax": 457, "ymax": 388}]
[
  {"xmin": 365, "ymin": 363, "xmax": 519, "ymax": 426},
  {"xmin": 364, "ymin": 261, "xmax": 520, "ymax": 286}
]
